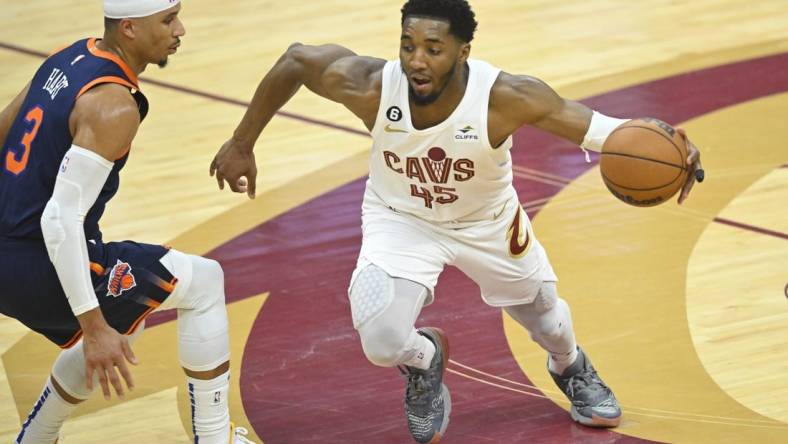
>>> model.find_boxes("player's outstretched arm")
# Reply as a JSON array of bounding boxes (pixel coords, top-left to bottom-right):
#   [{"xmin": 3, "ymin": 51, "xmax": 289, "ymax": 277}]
[
  {"xmin": 41, "ymin": 83, "xmax": 141, "ymax": 400},
  {"xmin": 489, "ymin": 72, "xmax": 703, "ymax": 203},
  {"xmin": 210, "ymin": 43, "xmax": 385, "ymax": 198},
  {"xmin": 0, "ymin": 83, "xmax": 31, "ymax": 148},
  {"xmin": 488, "ymin": 72, "xmax": 595, "ymax": 147}
]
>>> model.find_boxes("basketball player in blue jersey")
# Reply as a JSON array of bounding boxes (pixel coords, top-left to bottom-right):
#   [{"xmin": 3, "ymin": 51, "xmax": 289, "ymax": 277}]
[
  {"xmin": 0, "ymin": 1, "xmax": 254, "ymax": 443},
  {"xmin": 212, "ymin": 0, "xmax": 703, "ymax": 442}
]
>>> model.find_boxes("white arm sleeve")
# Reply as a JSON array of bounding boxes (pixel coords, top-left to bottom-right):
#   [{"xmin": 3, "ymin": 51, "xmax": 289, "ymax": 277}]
[
  {"xmin": 579, "ymin": 111, "xmax": 629, "ymax": 161},
  {"xmin": 40, "ymin": 145, "xmax": 114, "ymax": 316}
]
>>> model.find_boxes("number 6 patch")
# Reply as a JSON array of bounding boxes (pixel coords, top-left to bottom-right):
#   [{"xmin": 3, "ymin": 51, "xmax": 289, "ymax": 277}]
[{"xmin": 386, "ymin": 106, "xmax": 402, "ymax": 122}]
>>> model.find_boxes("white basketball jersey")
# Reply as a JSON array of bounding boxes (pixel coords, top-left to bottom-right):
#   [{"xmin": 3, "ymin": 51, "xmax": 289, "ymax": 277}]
[{"xmin": 367, "ymin": 59, "xmax": 516, "ymax": 223}]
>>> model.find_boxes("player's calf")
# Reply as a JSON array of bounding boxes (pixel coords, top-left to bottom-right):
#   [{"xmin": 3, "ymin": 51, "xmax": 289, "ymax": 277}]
[
  {"xmin": 16, "ymin": 323, "xmax": 146, "ymax": 444},
  {"xmin": 158, "ymin": 250, "xmax": 255, "ymax": 443}
]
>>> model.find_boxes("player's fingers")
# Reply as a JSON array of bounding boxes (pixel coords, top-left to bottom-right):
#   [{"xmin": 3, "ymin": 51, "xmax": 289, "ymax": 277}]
[
  {"xmin": 247, "ymin": 174, "xmax": 256, "ymax": 199},
  {"xmin": 678, "ymin": 171, "xmax": 697, "ymax": 205},
  {"xmin": 85, "ymin": 363, "xmax": 95, "ymax": 391},
  {"xmin": 686, "ymin": 143, "xmax": 700, "ymax": 166},
  {"xmin": 694, "ymin": 159, "xmax": 705, "ymax": 183},
  {"xmin": 236, "ymin": 176, "xmax": 248, "ymax": 193},
  {"xmin": 227, "ymin": 175, "xmax": 243, "ymax": 193},
  {"xmin": 96, "ymin": 366, "xmax": 111, "ymax": 400},
  {"xmin": 122, "ymin": 338, "xmax": 138, "ymax": 366},
  {"xmin": 116, "ymin": 356, "xmax": 135, "ymax": 393},
  {"xmin": 209, "ymin": 157, "xmax": 217, "ymax": 176},
  {"xmin": 106, "ymin": 364, "xmax": 125, "ymax": 399},
  {"xmin": 215, "ymin": 170, "xmax": 226, "ymax": 190}
]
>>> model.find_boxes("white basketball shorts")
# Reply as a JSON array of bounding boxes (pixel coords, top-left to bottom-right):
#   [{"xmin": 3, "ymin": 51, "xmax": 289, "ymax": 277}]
[{"xmin": 349, "ymin": 187, "xmax": 557, "ymax": 307}]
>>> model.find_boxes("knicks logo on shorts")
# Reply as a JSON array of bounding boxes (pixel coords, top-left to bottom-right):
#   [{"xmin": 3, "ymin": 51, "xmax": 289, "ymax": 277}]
[
  {"xmin": 507, "ymin": 205, "xmax": 532, "ymax": 259},
  {"xmin": 107, "ymin": 260, "xmax": 137, "ymax": 297}
]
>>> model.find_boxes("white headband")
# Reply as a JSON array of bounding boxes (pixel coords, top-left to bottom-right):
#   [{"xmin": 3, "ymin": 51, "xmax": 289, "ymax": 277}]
[{"xmin": 104, "ymin": 0, "xmax": 181, "ymax": 19}]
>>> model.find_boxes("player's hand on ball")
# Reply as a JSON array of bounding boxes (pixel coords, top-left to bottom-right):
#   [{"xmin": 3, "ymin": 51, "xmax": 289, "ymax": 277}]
[
  {"xmin": 210, "ymin": 138, "xmax": 257, "ymax": 199},
  {"xmin": 676, "ymin": 127, "xmax": 703, "ymax": 205}
]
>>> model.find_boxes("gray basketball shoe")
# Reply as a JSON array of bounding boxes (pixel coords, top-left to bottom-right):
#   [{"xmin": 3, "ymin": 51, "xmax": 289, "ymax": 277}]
[
  {"xmin": 400, "ymin": 327, "xmax": 452, "ymax": 443},
  {"xmin": 549, "ymin": 347, "xmax": 622, "ymax": 427}
]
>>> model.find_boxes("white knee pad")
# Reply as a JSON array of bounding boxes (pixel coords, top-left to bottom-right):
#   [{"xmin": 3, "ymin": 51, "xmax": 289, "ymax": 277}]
[
  {"xmin": 51, "ymin": 322, "xmax": 146, "ymax": 400},
  {"xmin": 351, "ymin": 265, "xmax": 429, "ymax": 367},
  {"xmin": 349, "ymin": 264, "xmax": 396, "ymax": 329},
  {"xmin": 158, "ymin": 250, "xmax": 230, "ymax": 372}
]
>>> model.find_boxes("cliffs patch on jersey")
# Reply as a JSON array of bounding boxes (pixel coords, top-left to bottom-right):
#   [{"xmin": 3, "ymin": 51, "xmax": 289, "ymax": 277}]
[
  {"xmin": 107, "ymin": 260, "xmax": 137, "ymax": 297},
  {"xmin": 454, "ymin": 124, "xmax": 479, "ymax": 142}
]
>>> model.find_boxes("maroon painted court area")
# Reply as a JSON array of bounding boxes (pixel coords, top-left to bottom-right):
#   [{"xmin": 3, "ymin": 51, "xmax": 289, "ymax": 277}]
[{"xmin": 149, "ymin": 53, "xmax": 787, "ymax": 443}]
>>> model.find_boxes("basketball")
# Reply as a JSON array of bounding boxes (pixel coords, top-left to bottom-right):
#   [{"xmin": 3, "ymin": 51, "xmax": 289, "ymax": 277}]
[{"xmin": 600, "ymin": 118, "xmax": 689, "ymax": 207}]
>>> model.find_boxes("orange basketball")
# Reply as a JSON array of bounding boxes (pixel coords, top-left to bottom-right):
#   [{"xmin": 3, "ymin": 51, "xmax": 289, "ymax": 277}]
[{"xmin": 600, "ymin": 118, "xmax": 689, "ymax": 207}]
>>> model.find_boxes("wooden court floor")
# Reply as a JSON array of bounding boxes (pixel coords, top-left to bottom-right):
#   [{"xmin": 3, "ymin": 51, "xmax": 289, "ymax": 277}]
[{"xmin": 1, "ymin": 1, "xmax": 787, "ymax": 443}]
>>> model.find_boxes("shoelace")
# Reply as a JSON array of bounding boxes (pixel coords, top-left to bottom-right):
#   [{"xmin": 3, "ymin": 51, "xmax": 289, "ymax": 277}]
[
  {"xmin": 407, "ymin": 373, "xmax": 430, "ymax": 404},
  {"xmin": 567, "ymin": 371, "xmax": 609, "ymax": 399},
  {"xmin": 399, "ymin": 366, "xmax": 435, "ymax": 412}
]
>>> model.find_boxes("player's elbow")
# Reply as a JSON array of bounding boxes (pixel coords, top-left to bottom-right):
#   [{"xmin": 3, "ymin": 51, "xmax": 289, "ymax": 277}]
[
  {"xmin": 286, "ymin": 42, "xmax": 304, "ymax": 52},
  {"xmin": 280, "ymin": 42, "xmax": 314, "ymax": 78},
  {"xmin": 284, "ymin": 42, "xmax": 309, "ymax": 65},
  {"xmin": 40, "ymin": 199, "xmax": 67, "ymax": 263}
]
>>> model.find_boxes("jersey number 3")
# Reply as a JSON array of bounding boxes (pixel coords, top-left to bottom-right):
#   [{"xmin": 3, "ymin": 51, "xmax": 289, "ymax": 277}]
[{"xmin": 5, "ymin": 106, "xmax": 44, "ymax": 175}]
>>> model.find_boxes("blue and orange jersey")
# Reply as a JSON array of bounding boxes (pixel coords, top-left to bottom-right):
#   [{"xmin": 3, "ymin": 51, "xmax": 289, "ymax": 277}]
[{"xmin": 0, "ymin": 38, "xmax": 148, "ymax": 241}]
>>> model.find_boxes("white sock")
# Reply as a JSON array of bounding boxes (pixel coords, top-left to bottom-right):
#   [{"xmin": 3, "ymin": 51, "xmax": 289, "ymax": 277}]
[
  {"xmin": 401, "ymin": 330, "xmax": 436, "ymax": 370},
  {"xmin": 548, "ymin": 346, "xmax": 579, "ymax": 375},
  {"xmin": 16, "ymin": 378, "xmax": 79, "ymax": 444},
  {"xmin": 187, "ymin": 371, "xmax": 231, "ymax": 444}
]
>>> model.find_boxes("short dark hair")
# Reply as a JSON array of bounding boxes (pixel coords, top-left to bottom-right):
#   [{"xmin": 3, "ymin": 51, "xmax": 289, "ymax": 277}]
[{"xmin": 401, "ymin": 0, "xmax": 478, "ymax": 43}]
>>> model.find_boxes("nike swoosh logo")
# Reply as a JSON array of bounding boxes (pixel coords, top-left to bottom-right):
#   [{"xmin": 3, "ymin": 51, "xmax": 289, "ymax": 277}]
[
  {"xmin": 384, "ymin": 124, "xmax": 408, "ymax": 133},
  {"xmin": 507, "ymin": 206, "xmax": 531, "ymax": 258}
]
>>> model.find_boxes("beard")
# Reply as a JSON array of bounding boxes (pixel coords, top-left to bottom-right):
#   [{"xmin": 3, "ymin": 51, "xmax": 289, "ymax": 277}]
[
  {"xmin": 157, "ymin": 57, "xmax": 169, "ymax": 68},
  {"xmin": 405, "ymin": 60, "xmax": 458, "ymax": 107}
]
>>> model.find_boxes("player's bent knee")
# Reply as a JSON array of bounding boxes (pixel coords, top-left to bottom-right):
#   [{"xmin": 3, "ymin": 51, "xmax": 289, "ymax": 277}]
[
  {"xmin": 359, "ymin": 323, "xmax": 410, "ymax": 367},
  {"xmin": 189, "ymin": 256, "xmax": 225, "ymax": 311},
  {"xmin": 349, "ymin": 264, "xmax": 395, "ymax": 329},
  {"xmin": 50, "ymin": 321, "xmax": 147, "ymax": 401},
  {"xmin": 159, "ymin": 249, "xmax": 226, "ymax": 312},
  {"xmin": 170, "ymin": 253, "xmax": 230, "ymax": 372},
  {"xmin": 51, "ymin": 343, "xmax": 92, "ymax": 400},
  {"xmin": 505, "ymin": 282, "xmax": 565, "ymax": 337}
]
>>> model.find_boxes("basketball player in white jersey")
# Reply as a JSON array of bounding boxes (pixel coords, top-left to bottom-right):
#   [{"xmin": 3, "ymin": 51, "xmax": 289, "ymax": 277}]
[{"xmin": 211, "ymin": 0, "xmax": 702, "ymax": 442}]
